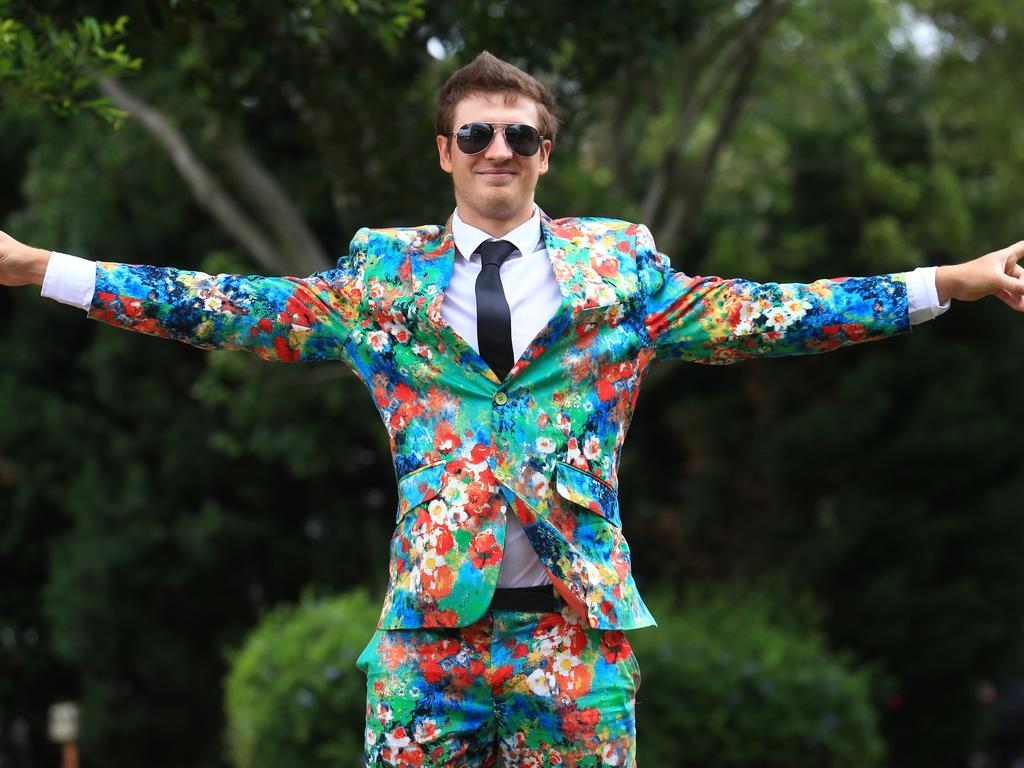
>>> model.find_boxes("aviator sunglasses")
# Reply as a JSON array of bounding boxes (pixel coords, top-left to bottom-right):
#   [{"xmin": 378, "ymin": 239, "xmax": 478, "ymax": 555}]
[{"xmin": 451, "ymin": 121, "xmax": 546, "ymax": 157}]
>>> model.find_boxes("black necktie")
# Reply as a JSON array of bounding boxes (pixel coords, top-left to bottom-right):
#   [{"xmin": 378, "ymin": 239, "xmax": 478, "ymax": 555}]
[{"xmin": 474, "ymin": 239, "xmax": 517, "ymax": 379}]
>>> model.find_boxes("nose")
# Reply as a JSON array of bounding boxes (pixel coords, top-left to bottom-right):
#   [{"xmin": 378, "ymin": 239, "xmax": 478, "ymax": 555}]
[{"xmin": 483, "ymin": 127, "xmax": 514, "ymax": 160}]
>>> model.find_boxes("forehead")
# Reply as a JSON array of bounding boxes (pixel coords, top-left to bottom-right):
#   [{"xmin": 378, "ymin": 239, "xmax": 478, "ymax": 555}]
[{"xmin": 451, "ymin": 92, "xmax": 541, "ymax": 128}]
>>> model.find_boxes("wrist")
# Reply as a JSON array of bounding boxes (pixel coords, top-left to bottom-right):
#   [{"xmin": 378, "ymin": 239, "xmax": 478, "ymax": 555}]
[
  {"xmin": 27, "ymin": 247, "xmax": 52, "ymax": 286},
  {"xmin": 935, "ymin": 264, "xmax": 958, "ymax": 304}
]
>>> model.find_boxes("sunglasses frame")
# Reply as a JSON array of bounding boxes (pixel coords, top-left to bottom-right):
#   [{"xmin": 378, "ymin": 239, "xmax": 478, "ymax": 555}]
[{"xmin": 449, "ymin": 121, "xmax": 547, "ymax": 157}]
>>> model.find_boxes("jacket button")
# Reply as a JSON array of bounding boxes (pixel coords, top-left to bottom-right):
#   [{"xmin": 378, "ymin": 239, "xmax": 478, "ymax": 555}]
[{"xmin": 493, "ymin": 392, "xmax": 508, "ymax": 406}]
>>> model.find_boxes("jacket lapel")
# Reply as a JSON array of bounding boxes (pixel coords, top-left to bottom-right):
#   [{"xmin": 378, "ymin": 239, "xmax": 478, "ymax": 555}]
[
  {"xmin": 541, "ymin": 212, "xmax": 629, "ymax": 313},
  {"xmin": 505, "ymin": 212, "xmax": 636, "ymax": 379},
  {"xmin": 401, "ymin": 209, "xmax": 636, "ymax": 382},
  {"xmin": 406, "ymin": 218, "xmax": 499, "ymax": 383}
]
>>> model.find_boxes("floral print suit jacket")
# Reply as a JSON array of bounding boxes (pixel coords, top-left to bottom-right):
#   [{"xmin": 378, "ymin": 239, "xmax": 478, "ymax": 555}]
[{"xmin": 90, "ymin": 211, "xmax": 910, "ymax": 630}]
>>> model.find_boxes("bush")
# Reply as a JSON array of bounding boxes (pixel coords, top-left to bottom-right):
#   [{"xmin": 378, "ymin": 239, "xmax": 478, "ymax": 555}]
[
  {"xmin": 223, "ymin": 589, "xmax": 379, "ymax": 768},
  {"xmin": 631, "ymin": 582, "xmax": 884, "ymax": 767},
  {"xmin": 223, "ymin": 583, "xmax": 881, "ymax": 768}
]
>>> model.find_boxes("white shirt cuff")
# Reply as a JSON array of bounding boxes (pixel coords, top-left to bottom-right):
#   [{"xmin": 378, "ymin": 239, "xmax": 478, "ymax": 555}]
[
  {"xmin": 40, "ymin": 252, "xmax": 96, "ymax": 312},
  {"xmin": 905, "ymin": 266, "xmax": 950, "ymax": 326}
]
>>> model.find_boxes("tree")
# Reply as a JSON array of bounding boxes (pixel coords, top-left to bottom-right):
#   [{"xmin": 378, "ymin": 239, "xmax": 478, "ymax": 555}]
[
  {"xmin": 0, "ymin": 1, "xmax": 140, "ymax": 124},
  {"xmin": 3, "ymin": 2, "xmax": 1024, "ymax": 766}
]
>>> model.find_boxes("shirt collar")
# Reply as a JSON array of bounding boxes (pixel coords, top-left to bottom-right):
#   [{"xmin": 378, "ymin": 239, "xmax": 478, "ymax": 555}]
[{"xmin": 452, "ymin": 207, "xmax": 543, "ymax": 261}]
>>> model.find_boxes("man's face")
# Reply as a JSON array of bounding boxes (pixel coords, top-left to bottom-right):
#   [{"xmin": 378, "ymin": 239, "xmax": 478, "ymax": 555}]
[{"xmin": 436, "ymin": 92, "xmax": 551, "ymax": 231}]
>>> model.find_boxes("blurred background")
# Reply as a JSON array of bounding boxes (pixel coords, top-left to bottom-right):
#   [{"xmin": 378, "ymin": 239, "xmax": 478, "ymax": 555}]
[{"xmin": 2, "ymin": 0, "xmax": 1024, "ymax": 766}]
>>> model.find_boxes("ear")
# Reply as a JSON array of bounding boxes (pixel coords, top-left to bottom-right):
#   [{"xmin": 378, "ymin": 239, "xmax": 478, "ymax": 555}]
[
  {"xmin": 437, "ymin": 135, "xmax": 453, "ymax": 174},
  {"xmin": 536, "ymin": 138, "xmax": 552, "ymax": 176}
]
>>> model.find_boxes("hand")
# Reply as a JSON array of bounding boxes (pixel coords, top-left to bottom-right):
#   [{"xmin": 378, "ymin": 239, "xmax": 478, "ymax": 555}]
[
  {"xmin": 0, "ymin": 230, "xmax": 51, "ymax": 287},
  {"xmin": 936, "ymin": 241, "xmax": 1024, "ymax": 311}
]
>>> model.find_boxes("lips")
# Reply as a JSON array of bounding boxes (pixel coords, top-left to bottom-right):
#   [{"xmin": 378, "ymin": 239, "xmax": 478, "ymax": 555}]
[{"xmin": 478, "ymin": 170, "xmax": 517, "ymax": 183}]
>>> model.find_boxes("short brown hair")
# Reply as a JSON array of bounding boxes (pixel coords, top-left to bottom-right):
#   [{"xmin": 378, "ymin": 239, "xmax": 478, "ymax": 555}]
[{"xmin": 435, "ymin": 51, "xmax": 560, "ymax": 145}]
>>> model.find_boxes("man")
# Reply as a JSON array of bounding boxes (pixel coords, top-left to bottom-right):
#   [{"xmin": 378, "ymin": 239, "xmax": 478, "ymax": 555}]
[{"xmin": 2, "ymin": 51, "xmax": 1023, "ymax": 766}]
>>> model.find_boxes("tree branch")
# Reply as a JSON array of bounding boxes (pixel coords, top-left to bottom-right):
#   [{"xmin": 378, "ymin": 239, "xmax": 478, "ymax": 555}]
[
  {"xmin": 642, "ymin": 0, "xmax": 789, "ymax": 227},
  {"xmin": 98, "ymin": 76, "xmax": 286, "ymax": 274},
  {"xmin": 280, "ymin": 80, "xmax": 357, "ymax": 230},
  {"xmin": 212, "ymin": 121, "xmax": 331, "ymax": 275},
  {"xmin": 608, "ymin": 66, "xmax": 638, "ymax": 195},
  {"xmin": 662, "ymin": 37, "xmax": 764, "ymax": 250}
]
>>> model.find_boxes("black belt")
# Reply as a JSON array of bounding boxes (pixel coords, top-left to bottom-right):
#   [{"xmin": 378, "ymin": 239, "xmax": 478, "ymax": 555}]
[{"xmin": 488, "ymin": 585, "xmax": 562, "ymax": 613}]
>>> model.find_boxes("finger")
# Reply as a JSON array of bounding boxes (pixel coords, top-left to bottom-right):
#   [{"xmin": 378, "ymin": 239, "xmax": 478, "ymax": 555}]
[
  {"xmin": 996, "ymin": 273, "xmax": 1024, "ymax": 297},
  {"xmin": 997, "ymin": 289, "xmax": 1024, "ymax": 312},
  {"xmin": 1003, "ymin": 240, "xmax": 1024, "ymax": 266},
  {"xmin": 995, "ymin": 286, "xmax": 1024, "ymax": 311},
  {"xmin": 1011, "ymin": 263, "xmax": 1024, "ymax": 280}
]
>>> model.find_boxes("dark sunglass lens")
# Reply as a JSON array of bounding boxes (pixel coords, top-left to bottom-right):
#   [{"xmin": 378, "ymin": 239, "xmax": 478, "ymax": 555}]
[
  {"xmin": 456, "ymin": 122, "xmax": 494, "ymax": 154},
  {"xmin": 505, "ymin": 124, "xmax": 541, "ymax": 156}
]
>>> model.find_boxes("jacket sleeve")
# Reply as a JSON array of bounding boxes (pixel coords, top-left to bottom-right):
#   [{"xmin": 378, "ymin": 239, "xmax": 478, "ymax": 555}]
[
  {"xmin": 636, "ymin": 224, "xmax": 911, "ymax": 364},
  {"xmin": 88, "ymin": 229, "xmax": 371, "ymax": 363}
]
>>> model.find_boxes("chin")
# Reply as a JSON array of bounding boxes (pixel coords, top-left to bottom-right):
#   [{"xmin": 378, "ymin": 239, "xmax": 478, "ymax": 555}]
[{"xmin": 476, "ymin": 192, "xmax": 526, "ymax": 221}]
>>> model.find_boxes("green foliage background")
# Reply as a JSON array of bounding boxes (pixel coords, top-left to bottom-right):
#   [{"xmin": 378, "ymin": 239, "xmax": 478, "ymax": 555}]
[
  {"xmin": 223, "ymin": 584, "xmax": 886, "ymax": 768},
  {"xmin": 2, "ymin": 1, "xmax": 1024, "ymax": 766},
  {"xmin": 224, "ymin": 589, "xmax": 379, "ymax": 768}
]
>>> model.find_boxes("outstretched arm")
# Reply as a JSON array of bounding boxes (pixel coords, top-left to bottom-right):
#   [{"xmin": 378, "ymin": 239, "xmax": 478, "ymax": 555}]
[
  {"xmin": 0, "ymin": 229, "xmax": 368, "ymax": 363},
  {"xmin": 638, "ymin": 224, "xmax": 1024, "ymax": 364}
]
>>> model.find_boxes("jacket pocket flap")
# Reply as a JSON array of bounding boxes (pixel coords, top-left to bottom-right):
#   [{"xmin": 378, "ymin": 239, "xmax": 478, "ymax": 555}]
[
  {"xmin": 396, "ymin": 461, "xmax": 446, "ymax": 522},
  {"xmin": 554, "ymin": 461, "xmax": 621, "ymax": 527}
]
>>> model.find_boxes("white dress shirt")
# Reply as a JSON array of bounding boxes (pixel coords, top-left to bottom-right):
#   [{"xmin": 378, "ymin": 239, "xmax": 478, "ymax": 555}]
[
  {"xmin": 40, "ymin": 208, "xmax": 950, "ymax": 588},
  {"xmin": 444, "ymin": 208, "xmax": 563, "ymax": 586}
]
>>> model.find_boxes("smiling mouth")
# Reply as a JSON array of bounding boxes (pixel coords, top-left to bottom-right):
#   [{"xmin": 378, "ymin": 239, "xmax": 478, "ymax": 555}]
[{"xmin": 478, "ymin": 170, "xmax": 517, "ymax": 182}]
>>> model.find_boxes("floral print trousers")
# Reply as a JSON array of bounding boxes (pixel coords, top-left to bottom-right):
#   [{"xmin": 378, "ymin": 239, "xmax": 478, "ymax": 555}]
[{"xmin": 357, "ymin": 601, "xmax": 642, "ymax": 766}]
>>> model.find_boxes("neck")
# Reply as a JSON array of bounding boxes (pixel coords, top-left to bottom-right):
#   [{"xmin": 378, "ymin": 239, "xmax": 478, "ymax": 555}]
[{"xmin": 454, "ymin": 202, "xmax": 535, "ymax": 239}]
